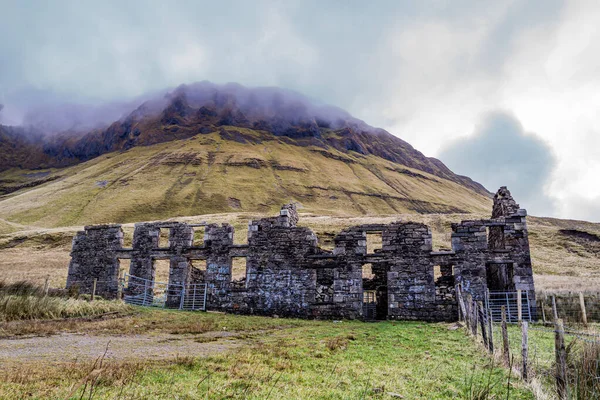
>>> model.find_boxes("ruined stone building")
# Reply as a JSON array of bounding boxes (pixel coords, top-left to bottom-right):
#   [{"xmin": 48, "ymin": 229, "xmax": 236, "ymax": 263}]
[{"xmin": 66, "ymin": 187, "xmax": 535, "ymax": 321}]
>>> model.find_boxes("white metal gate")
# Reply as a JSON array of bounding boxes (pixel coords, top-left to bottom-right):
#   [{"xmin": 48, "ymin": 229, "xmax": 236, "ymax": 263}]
[
  {"xmin": 488, "ymin": 291, "xmax": 532, "ymax": 322},
  {"xmin": 123, "ymin": 273, "xmax": 207, "ymax": 311},
  {"xmin": 181, "ymin": 284, "xmax": 208, "ymax": 311}
]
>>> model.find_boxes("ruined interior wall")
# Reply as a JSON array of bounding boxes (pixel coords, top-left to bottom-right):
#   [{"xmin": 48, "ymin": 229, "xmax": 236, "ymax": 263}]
[
  {"xmin": 129, "ymin": 223, "xmax": 160, "ymax": 285},
  {"xmin": 204, "ymin": 224, "xmax": 234, "ymax": 309},
  {"xmin": 384, "ymin": 223, "xmax": 453, "ymax": 321},
  {"xmin": 322, "ymin": 227, "xmax": 370, "ymax": 319},
  {"xmin": 451, "ymin": 220, "xmax": 489, "ymax": 300},
  {"xmin": 165, "ymin": 223, "xmax": 194, "ymax": 307},
  {"xmin": 232, "ymin": 220, "xmax": 319, "ymax": 317}
]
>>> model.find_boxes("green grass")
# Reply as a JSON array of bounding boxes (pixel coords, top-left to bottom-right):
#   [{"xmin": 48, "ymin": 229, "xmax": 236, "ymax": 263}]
[{"xmin": 0, "ymin": 309, "xmax": 533, "ymax": 399}]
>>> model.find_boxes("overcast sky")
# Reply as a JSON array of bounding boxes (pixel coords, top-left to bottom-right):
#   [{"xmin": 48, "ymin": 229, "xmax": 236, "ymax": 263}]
[{"xmin": 1, "ymin": 0, "xmax": 599, "ymax": 221}]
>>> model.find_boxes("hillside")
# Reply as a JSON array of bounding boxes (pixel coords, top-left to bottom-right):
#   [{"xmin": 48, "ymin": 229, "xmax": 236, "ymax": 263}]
[
  {"xmin": 0, "ymin": 127, "xmax": 491, "ymax": 227},
  {"xmin": 0, "ymin": 82, "xmax": 487, "ymax": 197}
]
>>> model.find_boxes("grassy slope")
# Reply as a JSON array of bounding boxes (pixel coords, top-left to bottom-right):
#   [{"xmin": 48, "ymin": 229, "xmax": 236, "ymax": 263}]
[
  {"xmin": 0, "ymin": 128, "xmax": 491, "ymax": 228},
  {"xmin": 0, "ymin": 308, "xmax": 533, "ymax": 399}
]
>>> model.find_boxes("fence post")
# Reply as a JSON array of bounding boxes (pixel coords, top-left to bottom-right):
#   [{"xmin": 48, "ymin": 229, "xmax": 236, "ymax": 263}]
[
  {"xmin": 501, "ymin": 306, "xmax": 510, "ymax": 365},
  {"xmin": 541, "ymin": 293, "xmax": 547, "ymax": 324},
  {"xmin": 554, "ymin": 319, "xmax": 567, "ymax": 400},
  {"xmin": 456, "ymin": 285, "xmax": 467, "ymax": 323},
  {"xmin": 517, "ymin": 289, "xmax": 522, "ymax": 322},
  {"xmin": 552, "ymin": 295, "xmax": 558, "ymax": 321},
  {"xmin": 486, "ymin": 298, "xmax": 494, "ymax": 353},
  {"xmin": 521, "ymin": 321, "xmax": 529, "ymax": 381},
  {"xmin": 478, "ymin": 301, "xmax": 488, "ymax": 348},
  {"xmin": 43, "ymin": 275, "xmax": 50, "ymax": 297},
  {"xmin": 579, "ymin": 292, "xmax": 588, "ymax": 326},
  {"xmin": 91, "ymin": 278, "xmax": 97, "ymax": 301},
  {"xmin": 464, "ymin": 294, "xmax": 471, "ymax": 333}
]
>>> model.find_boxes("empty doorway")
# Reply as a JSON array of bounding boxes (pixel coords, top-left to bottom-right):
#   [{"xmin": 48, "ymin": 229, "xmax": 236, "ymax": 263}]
[{"xmin": 362, "ymin": 262, "xmax": 387, "ymax": 320}]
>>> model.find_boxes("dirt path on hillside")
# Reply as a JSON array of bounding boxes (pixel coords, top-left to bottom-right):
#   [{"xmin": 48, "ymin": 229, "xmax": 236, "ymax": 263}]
[{"xmin": 0, "ymin": 331, "xmax": 242, "ymax": 365}]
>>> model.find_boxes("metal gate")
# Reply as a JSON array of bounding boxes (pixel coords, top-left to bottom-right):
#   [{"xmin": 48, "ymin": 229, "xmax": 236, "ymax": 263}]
[
  {"xmin": 488, "ymin": 291, "xmax": 532, "ymax": 323},
  {"xmin": 123, "ymin": 273, "xmax": 207, "ymax": 311},
  {"xmin": 181, "ymin": 284, "xmax": 208, "ymax": 311},
  {"xmin": 363, "ymin": 290, "xmax": 377, "ymax": 320}
]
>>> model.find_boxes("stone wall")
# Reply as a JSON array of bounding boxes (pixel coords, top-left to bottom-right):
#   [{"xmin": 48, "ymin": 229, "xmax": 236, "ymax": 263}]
[
  {"xmin": 66, "ymin": 187, "xmax": 536, "ymax": 322},
  {"xmin": 66, "ymin": 224, "xmax": 122, "ymax": 298}
]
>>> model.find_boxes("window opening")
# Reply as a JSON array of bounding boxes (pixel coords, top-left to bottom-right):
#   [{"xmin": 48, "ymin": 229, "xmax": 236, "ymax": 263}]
[{"xmin": 366, "ymin": 232, "xmax": 383, "ymax": 254}]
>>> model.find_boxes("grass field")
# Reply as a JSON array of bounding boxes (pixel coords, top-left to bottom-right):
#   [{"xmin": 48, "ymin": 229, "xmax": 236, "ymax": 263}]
[{"xmin": 0, "ymin": 306, "xmax": 534, "ymax": 399}]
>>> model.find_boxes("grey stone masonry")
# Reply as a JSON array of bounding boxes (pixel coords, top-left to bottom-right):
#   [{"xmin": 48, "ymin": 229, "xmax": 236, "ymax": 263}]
[
  {"xmin": 66, "ymin": 187, "xmax": 535, "ymax": 322},
  {"xmin": 66, "ymin": 224, "xmax": 122, "ymax": 298}
]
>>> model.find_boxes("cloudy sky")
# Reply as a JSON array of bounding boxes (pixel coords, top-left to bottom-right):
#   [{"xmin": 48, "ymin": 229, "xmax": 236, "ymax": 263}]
[{"xmin": 1, "ymin": 0, "xmax": 599, "ymax": 221}]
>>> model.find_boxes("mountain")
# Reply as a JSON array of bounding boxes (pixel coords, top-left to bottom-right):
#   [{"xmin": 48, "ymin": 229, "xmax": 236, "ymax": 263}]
[{"xmin": 0, "ymin": 82, "xmax": 493, "ymax": 227}]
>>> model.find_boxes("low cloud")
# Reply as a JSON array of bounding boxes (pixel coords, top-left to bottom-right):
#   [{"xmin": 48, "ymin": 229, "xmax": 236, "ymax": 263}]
[
  {"xmin": 439, "ymin": 111, "xmax": 557, "ymax": 216},
  {"xmin": 557, "ymin": 195, "xmax": 600, "ymax": 223}
]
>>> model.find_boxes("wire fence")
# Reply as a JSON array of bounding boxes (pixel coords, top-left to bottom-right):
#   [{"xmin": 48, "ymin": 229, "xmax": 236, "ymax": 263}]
[
  {"xmin": 62, "ymin": 275, "xmax": 208, "ymax": 312},
  {"xmin": 122, "ymin": 273, "xmax": 207, "ymax": 311},
  {"xmin": 457, "ymin": 285, "xmax": 600, "ymax": 399}
]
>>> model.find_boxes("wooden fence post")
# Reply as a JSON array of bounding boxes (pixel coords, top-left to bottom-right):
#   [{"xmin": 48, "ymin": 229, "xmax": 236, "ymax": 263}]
[
  {"xmin": 501, "ymin": 306, "xmax": 510, "ymax": 365},
  {"xmin": 555, "ymin": 319, "xmax": 567, "ymax": 400},
  {"xmin": 521, "ymin": 321, "xmax": 529, "ymax": 381},
  {"xmin": 91, "ymin": 278, "xmax": 97, "ymax": 301},
  {"xmin": 552, "ymin": 295, "xmax": 558, "ymax": 321},
  {"xmin": 464, "ymin": 294, "xmax": 471, "ymax": 332},
  {"xmin": 478, "ymin": 301, "xmax": 488, "ymax": 349},
  {"xmin": 579, "ymin": 292, "xmax": 588, "ymax": 326},
  {"xmin": 43, "ymin": 275, "xmax": 50, "ymax": 297},
  {"xmin": 486, "ymin": 299, "xmax": 494, "ymax": 353},
  {"xmin": 541, "ymin": 293, "xmax": 547, "ymax": 324},
  {"xmin": 517, "ymin": 289, "xmax": 522, "ymax": 322},
  {"xmin": 456, "ymin": 285, "xmax": 467, "ymax": 325}
]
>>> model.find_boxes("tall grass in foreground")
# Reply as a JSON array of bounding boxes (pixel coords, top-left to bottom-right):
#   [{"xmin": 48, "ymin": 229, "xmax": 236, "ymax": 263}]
[
  {"xmin": 0, "ymin": 280, "xmax": 131, "ymax": 322},
  {"xmin": 569, "ymin": 340, "xmax": 600, "ymax": 399}
]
